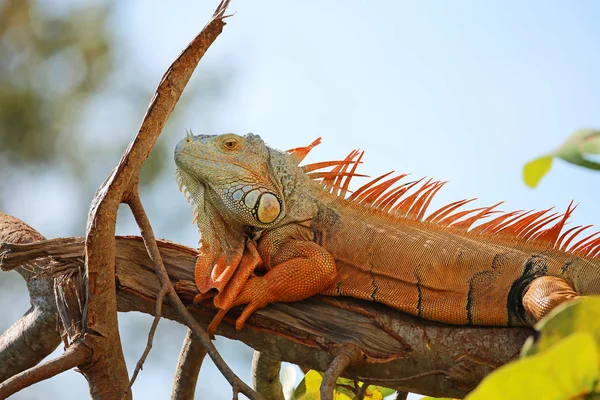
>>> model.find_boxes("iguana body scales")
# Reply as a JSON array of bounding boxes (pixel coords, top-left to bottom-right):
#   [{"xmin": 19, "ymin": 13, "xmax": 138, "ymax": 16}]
[{"xmin": 174, "ymin": 132, "xmax": 600, "ymax": 333}]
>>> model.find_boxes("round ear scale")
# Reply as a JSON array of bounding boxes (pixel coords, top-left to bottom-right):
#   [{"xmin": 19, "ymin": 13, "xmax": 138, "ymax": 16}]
[{"xmin": 256, "ymin": 192, "xmax": 281, "ymax": 224}]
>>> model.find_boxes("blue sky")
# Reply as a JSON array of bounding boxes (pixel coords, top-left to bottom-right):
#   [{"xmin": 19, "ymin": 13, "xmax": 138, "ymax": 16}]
[
  {"xmin": 120, "ymin": 0, "xmax": 600, "ymax": 227},
  {"xmin": 4, "ymin": 1, "xmax": 600, "ymax": 399}
]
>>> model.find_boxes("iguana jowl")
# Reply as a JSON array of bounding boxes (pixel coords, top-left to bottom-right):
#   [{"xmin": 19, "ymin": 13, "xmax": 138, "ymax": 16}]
[{"xmin": 174, "ymin": 132, "xmax": 600, "ymax": 334}]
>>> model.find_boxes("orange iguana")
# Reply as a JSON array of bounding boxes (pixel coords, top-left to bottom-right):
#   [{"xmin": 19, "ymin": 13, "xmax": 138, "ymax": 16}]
[{"xmin": 174, "ymin": 132, "xmax": 600, "ymax": 334}]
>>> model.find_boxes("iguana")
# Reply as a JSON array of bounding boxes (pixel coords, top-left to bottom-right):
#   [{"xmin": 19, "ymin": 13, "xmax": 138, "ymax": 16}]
[{"xmin": 174, "ymin": 132, "xmax": 600, "ymax": 334}]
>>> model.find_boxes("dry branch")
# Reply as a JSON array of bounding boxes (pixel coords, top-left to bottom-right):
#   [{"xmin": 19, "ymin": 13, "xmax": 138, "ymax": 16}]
[
  {"xmin": 251, "ymin": 351, "xmax": 285, "ymax": 400},
  {"xmin": 0, "ymin": 213, "xmax": 62, "ymax": 382},
  {"xmin": 126, "ymin": 186, "xmax": 259, "ymax": 399},
  {"xmin": 1, "ymin": 1, "xmax": 257, "ymax": 397},
  {"xmin": 0, "ymin": 343, "xmax": 91, "ymax": 398},
  {"xmin": 1, "ymin": 234, "xmax": 533, "ymax": 398},
  {"xmin": 171, "ymin": 330, "xmax": 206, "ymax": 400},
  {"xmin": 321, "ymin": 346, "xmax": 362, "ymax": 400},
  {"xmin": 60, "ymin": 0, "xmax": 260, "ymax": 398},
  {"xmin": 123, "ymin": 286, "xmax": 168, "ymax": 399}
]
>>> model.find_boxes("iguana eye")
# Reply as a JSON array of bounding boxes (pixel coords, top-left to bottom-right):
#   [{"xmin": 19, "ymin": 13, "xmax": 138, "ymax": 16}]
[{"xmin": 223, "ymin": 138, "xmax": 239, "ymax": 150}]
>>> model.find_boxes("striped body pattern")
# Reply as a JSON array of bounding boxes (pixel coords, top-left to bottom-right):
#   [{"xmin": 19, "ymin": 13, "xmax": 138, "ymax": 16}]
[{"xmin": 296, "ymin": 141, "xmax": 600, "ymax": 326}]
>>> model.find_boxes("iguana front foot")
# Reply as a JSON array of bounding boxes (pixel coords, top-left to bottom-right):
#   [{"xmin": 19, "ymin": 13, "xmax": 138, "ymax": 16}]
[
  {"xmin": 522, "ymin": 276, "xmax": 579, "ymax": 323},
  {"xmin": 225, "ymin": 241, "xmax": 338, "ymax": 331},
  {"xmin": 206, "ymin": 240, "xmax": 263, "ymax": 335}
]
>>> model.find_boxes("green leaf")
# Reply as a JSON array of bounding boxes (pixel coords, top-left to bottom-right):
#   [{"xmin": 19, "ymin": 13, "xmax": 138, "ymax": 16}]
[
  {"xmin": 292, "ymin": 370, "xmax": 322, "ymax": 400},
  {"xmin": 421, "ymin": 398, "xmax": 456, "ymax": 400},
  {"xmin": 523, "ymin": 128, "xmax": 600, "ymax": 187},
  {"xmin": 466, "ymin": 332, "xmax": 598, "ymax": 400},
  {"xmin": 293, "ymin": 371, "xmax": 396, "ymax": 399},
  {"xmin": 334, "ymin": 384, "xmax": 357, "ymax": 399},
  {"xmin": 523, "ymin": 156, "xmax": 553, "ymax": 188},
  {"xmin": 521, "ymin": 296, "xmax": 600, "ymax": 358},
  {"xmin": 370, "ymin": 386, "xmax": 396, "ymax": 397},
  {"xmin": 554, "ymin": 128, "xmax": 600, "ymax": 156},
  {"xmin": 335, "ymin": 377, "xmax": 355, "ymax": 387}
]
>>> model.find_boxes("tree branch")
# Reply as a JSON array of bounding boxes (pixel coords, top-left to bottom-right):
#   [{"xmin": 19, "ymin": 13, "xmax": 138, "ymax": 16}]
[
  {"xmin": 0, "ymin": 213, "xmax": 62, "ymax": 382},
  {"xmin": 0, "ymin": 343, "xmax": 91, "ymax": 398},
  {"xmin": 171, "ymin": 329, "xmax": 206, "ymax": 400},
  {"xmin": 0, "ymin": 234, "xmax": 532, "ymax": 398},
  {"xmin": 251, "ymin": 351, "xmax": 284, "ymax": 400},
  {"xmin": 69, "ymin": 0, "xmax": 243, "ymax": 398},
  {"xmin": 122, "ymin": 286, "xmax": 168, "ymax": 399},
  {"xmin": 126, "ymin": 188, "xmax": 261, "ymax": 399},
  {"xmin": 321, "ymin": 346, "xmax": 362, "ymax": 400}
]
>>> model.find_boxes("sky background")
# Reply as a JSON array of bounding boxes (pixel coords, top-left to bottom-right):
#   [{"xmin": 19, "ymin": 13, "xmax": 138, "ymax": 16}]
[{"xmin": 2, "ymin": 1, "xmax": 600, "ymax": 399}]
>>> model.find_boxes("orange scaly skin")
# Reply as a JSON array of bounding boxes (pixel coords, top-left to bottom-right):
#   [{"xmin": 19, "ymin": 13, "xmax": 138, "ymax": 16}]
[{"xmin": 174, "ymin": 132, "xmax": 600, "ymax": 334}]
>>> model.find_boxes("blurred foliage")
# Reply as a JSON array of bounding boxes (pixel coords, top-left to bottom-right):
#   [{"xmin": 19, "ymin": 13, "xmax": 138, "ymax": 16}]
[
  {"xmin": 0, "ymin": 0, "xmax": 233, "ymax": 224},
  {"xmin": 0, "ymin": 0, "xmax": 112, "ymax": 164},
  {"xmin": 523, "ymin": 129, "xmax": 600, "ymax": 188},
  {"xmin": 293, "ymin": 369, "xmax": 396, "ymax": 400}
]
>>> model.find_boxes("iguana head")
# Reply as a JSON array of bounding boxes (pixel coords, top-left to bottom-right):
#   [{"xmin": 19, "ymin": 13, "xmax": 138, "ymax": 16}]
[
  {"xmin": 175, "ymin": 131, "xmax": 319, "ymax": 301},
  {"xmin": 174, "ymin": 132, "xmax": 286, "ymax": 230}
]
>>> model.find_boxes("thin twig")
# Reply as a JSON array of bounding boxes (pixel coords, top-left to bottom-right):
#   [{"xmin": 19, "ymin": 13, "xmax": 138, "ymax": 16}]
[
  {"xmin": 126, "ymin": 189, "xmax": 262, "ymax": 400},
  {"xmin": 122, "ymin": 285, "xmax": 169, "ymax": 399},
  {"xmin": 171, "ymin": 329, "xmax": 207, "ymax": 400},
  {"xmin": 321, "ymin": 345, "xmax": 362, "ymax": 400},
  {"xmin": 0, "ymin": 343, "xmax": 91, "ymax": 398}
]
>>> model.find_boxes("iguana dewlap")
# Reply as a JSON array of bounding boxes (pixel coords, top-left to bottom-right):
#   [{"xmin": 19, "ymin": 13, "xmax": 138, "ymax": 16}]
[{"xmin": 174, "ymin": 132, "xmax": 600, "ymax": 334}]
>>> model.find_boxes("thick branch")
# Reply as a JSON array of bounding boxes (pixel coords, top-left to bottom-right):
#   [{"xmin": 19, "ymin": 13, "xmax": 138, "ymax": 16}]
[
  {"xmin": 171, "ymin": 329, "xmax": 206, "ymax": 400},
  {"xmin": 1, "ymin": 235, "xmax": 533, "ymax": 398},
  {"xmin": 0, "ymin": 213, "xmax": 61, "ymax": 381},
  {"xmin": 77, "ymin": 1, "xmax": 235, "ymax": 398},
  {"xmin": 0, "ymin": 307, "xmax": 60, "ymax": 382}
]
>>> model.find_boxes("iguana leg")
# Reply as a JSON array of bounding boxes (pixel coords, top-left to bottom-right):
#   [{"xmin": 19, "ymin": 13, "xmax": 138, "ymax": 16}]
[
  {"xmin": 227, "ymin": 240, "xmax": 337, "ymax": 330},
  {"xmin": 206, "ymin": 241, "xmax": 263, "ymax": 334},
  {"xmin": 522, "ymin": 276, "xmax": 579, "ymax": 323}
]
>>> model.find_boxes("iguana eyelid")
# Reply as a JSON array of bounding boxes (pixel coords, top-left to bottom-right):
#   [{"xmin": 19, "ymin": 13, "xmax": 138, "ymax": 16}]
[{"xmin": 222, "ymin": 139, "xmax": 239, "ymax": 150}]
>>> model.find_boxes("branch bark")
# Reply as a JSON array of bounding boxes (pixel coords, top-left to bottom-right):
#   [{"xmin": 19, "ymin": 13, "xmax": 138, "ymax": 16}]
[
  {"xmin": 321, "ymin": 346, "xmax": 362, "ymax": 400},
  {"xmin": 251, "ymin": 351, "xmax": 285, "ymax": 400},
  {"xmin": 126, "ymin": 184, "xmax": 261, "ymax": 399},
  {"xmin": 0, "ymin": 342, "xmax": 91, "ymax": 398},
  {"xmin": 61, "ymin": 0, "xmax": 253, "ymax": 398},
  {"xmin": 0, "ymin": 234, "xmax": 533, "ymax": 398},
  {"xmin": 171, "ymin": 329, "xmax": 206, "ymax": 400},
  {"xmin": 123, "ymin": 286, "xmax": 168, "ymax": 399},
  {"xmin": 0, "ymin": 213, "xmax": 62, "ymax": 382}
]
